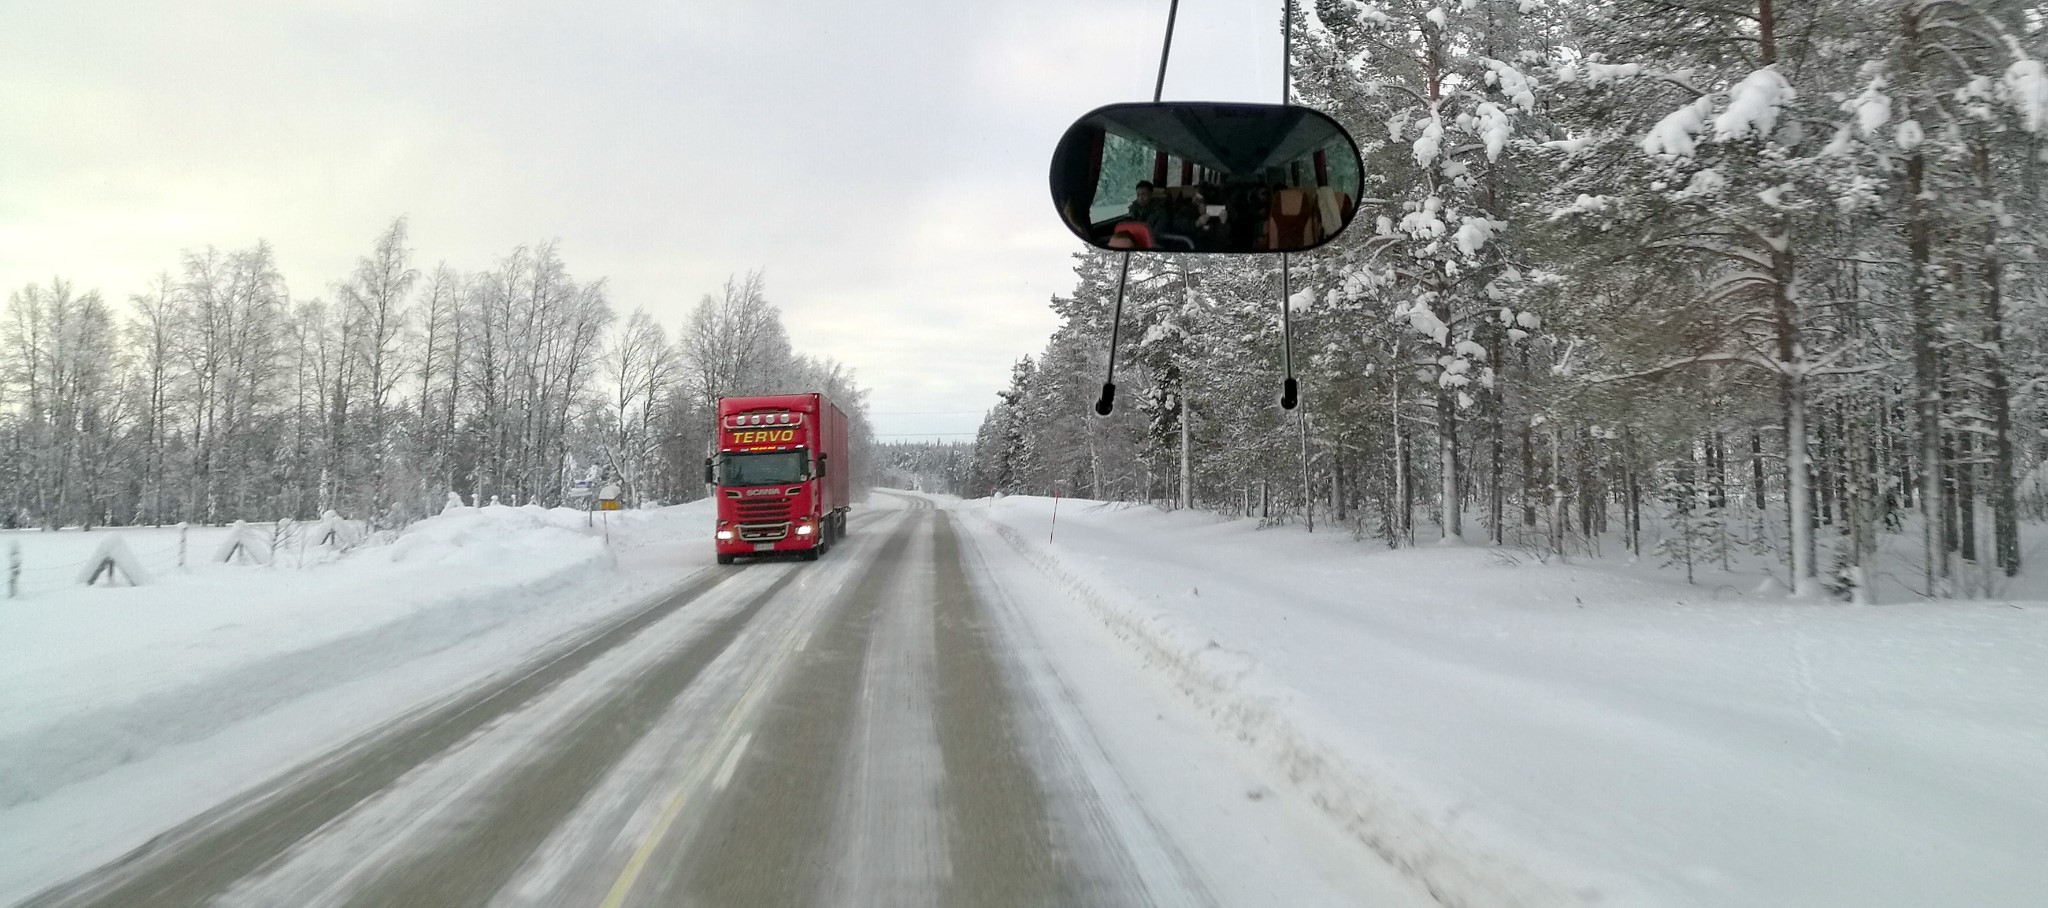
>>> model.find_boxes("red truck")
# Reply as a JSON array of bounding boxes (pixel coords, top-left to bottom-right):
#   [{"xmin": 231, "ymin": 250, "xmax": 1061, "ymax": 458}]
[{"xmin": 706, "ymin": 392, "xmax": 850, "ymax": 564}]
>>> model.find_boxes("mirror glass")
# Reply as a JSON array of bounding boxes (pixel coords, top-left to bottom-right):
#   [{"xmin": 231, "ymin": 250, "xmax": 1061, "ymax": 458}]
[{"xmin": 1050, "ymin": 101, "xmax": 1363, "ymax": 254}]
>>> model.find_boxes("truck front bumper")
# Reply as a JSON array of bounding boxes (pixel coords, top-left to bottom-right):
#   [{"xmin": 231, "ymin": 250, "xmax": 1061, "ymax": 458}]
[{"xmin": 715, "ymin": 524, "xmax": 821, "ymax": 556}]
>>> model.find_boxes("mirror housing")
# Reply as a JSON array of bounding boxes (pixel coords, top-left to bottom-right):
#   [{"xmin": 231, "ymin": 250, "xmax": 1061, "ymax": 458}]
[
  {"xmin": 815, "ymin": 452, "xmax": 828, "ymax": 478},
  {"xmin": 1050, "ymin": 101, "xmax": 1363, "ymax": 254},
  {"xmin": 704, "ymin": 456, "xmax": 715, "ymax": 485}
]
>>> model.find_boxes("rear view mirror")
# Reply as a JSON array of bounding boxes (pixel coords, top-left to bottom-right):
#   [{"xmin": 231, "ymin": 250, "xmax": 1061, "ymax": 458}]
[{"xmin": 1050, "ymin": 101, "xmax": 1363, "ymax": 254}]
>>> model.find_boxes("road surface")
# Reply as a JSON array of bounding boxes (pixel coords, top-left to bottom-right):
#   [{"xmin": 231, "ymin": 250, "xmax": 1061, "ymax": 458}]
[{"xmin": 20, "ymin": 493, "xmax": 1423, "ymax": 907}]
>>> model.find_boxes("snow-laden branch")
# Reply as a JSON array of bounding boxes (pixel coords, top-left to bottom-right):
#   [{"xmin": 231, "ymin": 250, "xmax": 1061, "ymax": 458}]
[
  {"xmin": 1361, "ymin": 80, "xmax": 1431, "ymax": 106},
  {"xmin": 1805, "ymin": 362, "xmax": 1890, "ymax": 377},
  {"xmin": 1644, "ymin": 235, "xmax": 1776, "ymax": 272},
  {"xmin": 1583, "ymin": 350, "xmax": 1780, "ymax": 384},
  {"xmin": 1698, "ymin": 273, "xmax": 1775, "ymax": 308}
]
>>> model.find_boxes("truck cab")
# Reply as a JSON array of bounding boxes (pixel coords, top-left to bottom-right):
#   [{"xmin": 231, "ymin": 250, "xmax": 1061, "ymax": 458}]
[{"xmin": 709, "ymin": 393, "xmax": 850, "ymax": 564}]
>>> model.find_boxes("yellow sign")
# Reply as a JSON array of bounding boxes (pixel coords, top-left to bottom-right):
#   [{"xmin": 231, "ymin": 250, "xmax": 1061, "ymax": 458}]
[
  {"xmin": 729, "ymin": 429, "xmax": 797, "ymax": 445},
  {"xmin": 599, "ymin": 499, "xmax": 623, "ymax": 511}
]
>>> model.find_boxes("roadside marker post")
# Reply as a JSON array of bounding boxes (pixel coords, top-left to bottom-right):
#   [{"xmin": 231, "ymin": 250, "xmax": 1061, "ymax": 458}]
[
  {"xmin": 569, "ymin": 479, "xmax": 595, "ymax": 526},
  {"xmin": 598, "ymin": 484, "xmax": 621, "ymax": 543}
]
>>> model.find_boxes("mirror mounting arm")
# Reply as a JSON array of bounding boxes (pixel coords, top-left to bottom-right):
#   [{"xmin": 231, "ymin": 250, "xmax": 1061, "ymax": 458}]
[
  {"xmin": 1278, "ymin": 0, "xmax": 1299, "ymax": 413},
  {"xmin": 1280, "ymin": 250, "xmax": 1298, "ymax": 410},
  {"xmin": 1097, "ymin": 0, "xmax": 1166, "ymax": 418},
  {"xmin": 1282, "ymin": 0, "xmax": 1293, "ymax": 106},
  {"xmin": 1153, "ymin": 0, "xmax": 1180, "ymax": 104},
  {"xmin": 1096, "ymin": 251, "xmax": 1134, "ymax": 416}
]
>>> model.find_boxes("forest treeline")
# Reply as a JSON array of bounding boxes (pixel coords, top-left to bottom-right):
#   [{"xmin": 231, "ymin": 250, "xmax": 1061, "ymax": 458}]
[
  {"xmin": 968, "ymin": 0, "xmax": 2048, "ymax": 599},
  {"xmin": 1, "ymin": 218, "xmax": 872, "ymax": 529}
]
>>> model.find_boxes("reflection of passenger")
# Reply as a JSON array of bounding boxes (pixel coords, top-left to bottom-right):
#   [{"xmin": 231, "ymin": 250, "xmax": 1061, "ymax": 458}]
[
  {"xmin": 1228, "ymin": 185, "xmax": 1266, "ymax": 250},
  {"xmin": 1154, "ymin": 191, "xmax": 1198, "ymax": 251},
  {"xmin": 1190, "ymin": 191, "xmax": 1229, "ymax": 251},
  {"xmin": 1108, "ymin": 222, "xmax": 1153, "ymax": 249},
  {"xmin": 1128, "ymin": 182, "xmax": 1200, "ymax": 251}
]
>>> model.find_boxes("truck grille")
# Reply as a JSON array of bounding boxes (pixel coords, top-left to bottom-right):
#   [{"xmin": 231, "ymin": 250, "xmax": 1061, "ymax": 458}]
[
  {"xmin": 736, "ymin": 498, "xmax": 792, "ymax": 521},
  {"xmin": 738, "ymin": 522, "xmax": 789, "ymax": 542}
]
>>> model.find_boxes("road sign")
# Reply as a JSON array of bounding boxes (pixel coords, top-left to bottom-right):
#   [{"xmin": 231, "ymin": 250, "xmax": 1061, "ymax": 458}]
[
  {"xmin": 599, "ymin": 499, "xmax": 623, "ymax": 511},
  {"xmin": 568, "ymin": 480, "xmax": 594, "ymax": 499},
  {"xmin": 599, "ymin": 484, "xmax": 621, "ymax": 501}
]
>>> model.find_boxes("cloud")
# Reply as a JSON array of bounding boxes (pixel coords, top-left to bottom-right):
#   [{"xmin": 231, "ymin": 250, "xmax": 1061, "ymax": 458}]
[{"xmin": 2, "ymin": 0, "xmax": 1278, "ymax": 436}]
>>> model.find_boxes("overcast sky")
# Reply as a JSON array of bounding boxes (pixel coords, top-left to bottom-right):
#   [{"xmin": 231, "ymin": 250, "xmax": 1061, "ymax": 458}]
[{"xmin": 0, "ymin": 0, "xmax": 1283, "ymax": 441}]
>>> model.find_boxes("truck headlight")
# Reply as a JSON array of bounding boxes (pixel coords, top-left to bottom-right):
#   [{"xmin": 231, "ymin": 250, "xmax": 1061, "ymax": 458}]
[
  {"xmin": 795, "ymin": 524, "xmax": 813, "ymax": 536},
  {"xmin": 716, "ymin": 530, "xmax": 735, "ymax": 540}
]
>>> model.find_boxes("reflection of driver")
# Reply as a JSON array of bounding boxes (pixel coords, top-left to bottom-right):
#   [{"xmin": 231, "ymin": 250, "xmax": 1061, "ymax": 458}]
[{"xmin": 1129, "ymin": 181, "xmax": 1201, "ymax": 251}]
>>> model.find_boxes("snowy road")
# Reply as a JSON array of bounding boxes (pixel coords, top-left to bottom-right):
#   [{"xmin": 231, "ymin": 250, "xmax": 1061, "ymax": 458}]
[{"xmin": 16, "ymin": 493, "xmax": 1418, "ymax": 908}]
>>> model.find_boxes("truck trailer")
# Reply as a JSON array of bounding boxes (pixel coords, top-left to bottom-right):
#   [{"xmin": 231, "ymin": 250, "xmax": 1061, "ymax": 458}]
[{"xmin": 706, "ymin": 392, "xmax": 850, "ymax": 564}]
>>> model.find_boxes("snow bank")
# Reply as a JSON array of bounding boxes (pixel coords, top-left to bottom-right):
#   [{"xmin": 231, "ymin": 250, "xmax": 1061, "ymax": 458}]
[
  {"xmin": 0, "ymin": 506, "xmax": 607, "ymax": 804},
  {"xmin": 383, "ymin": 503, "xmax": 609, "ymax": 570},
  {"xmin": 963, "ymin": 496, "xmax": 2048, "ymax": 908},
  {"xmin": 0, "ymin": 499, "xmax": 717, "ymax": 900},
  {"xmin": 973, "ymin": 506, "xmax": 1568, "ymax": 907}
]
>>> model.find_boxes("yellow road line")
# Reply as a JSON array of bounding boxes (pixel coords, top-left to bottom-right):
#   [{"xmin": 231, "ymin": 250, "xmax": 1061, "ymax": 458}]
[
  {"xmin": 595, "ymin": 772, "xmax": 697, "ymax": 908},
  {"xmin": 596, "ymin": 674, "xmax": 767, "ymax": 908},
  {"xmin": 597, "ymin": 565, "xmax": 834, "ymax": 908}
]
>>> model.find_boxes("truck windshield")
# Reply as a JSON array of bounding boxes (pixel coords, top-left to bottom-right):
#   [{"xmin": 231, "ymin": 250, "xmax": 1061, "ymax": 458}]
[{"xmin": 718, "ymin": 451, "xmax": 807, "ymax": 487}]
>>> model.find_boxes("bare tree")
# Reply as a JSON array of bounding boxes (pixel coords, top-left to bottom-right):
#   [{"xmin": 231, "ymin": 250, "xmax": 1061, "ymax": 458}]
[{"xmin": 336, "ymin": 218, "xmax": 418, "ymax": 517}]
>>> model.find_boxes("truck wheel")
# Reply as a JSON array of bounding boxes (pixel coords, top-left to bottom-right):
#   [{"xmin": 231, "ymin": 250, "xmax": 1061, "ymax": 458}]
[{"xmin": 716, "ymin": 554, "xmax": 735, "ymax": 565}]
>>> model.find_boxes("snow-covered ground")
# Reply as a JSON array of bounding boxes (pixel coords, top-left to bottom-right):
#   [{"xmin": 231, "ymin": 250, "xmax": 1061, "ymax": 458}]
[
  {"xmin": 961, "ymin": 495, "xmax": 2048, "ymax": 908},
  {"xmin": 0, "ymin": 501, "xmax": 715, "ymax": 902},
  {"xmin": 9, "ymin": 493, "xmax": 2042, "ymax": 906}
]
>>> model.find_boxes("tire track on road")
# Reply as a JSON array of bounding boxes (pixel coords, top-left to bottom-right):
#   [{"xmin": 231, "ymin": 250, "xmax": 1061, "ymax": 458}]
[
  {"xmin": 21, "ymin": 565, "xmax": 749, "ymax": 908},
  {"xmin": 331, "ymin": 568, "xmax": 809, "ymax": 908},
  {"xmin": 629, "ymin": 510, "xmax": 927, "ymax": 907},
  {"xmin": 930, "ymin": 512, "xmax": 1075, "ymax": 908}
]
